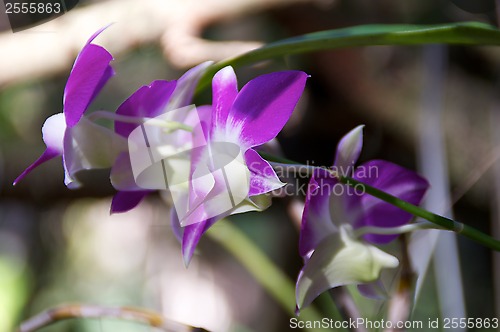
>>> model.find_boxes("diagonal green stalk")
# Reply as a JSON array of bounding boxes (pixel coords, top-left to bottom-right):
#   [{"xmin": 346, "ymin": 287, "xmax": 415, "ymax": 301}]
[
  {"xmin": 196, "ymin": 22, "xmax": 500, "ymax": 93},
  {"xmin": 257, "ymin": 151, "xmax": 500, "ymax": 252},
  {"xmin": 207, "ymin": 220, "xmax": 344, "ymax": 332},
  {"xmin": 339, "ymin": 176, "xmax": 500, "ymax": 252}
]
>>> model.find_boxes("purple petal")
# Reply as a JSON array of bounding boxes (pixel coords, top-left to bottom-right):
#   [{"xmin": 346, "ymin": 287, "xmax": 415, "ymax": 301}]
[
  {"xmin": 115, "ymin": 80, "xmax": 177, "ymax": 137},
  {"xmin": 110, "ymin": 190, "xmax": 150, "ymax": 214},
  {"xmin": 227, "ymin": 71, "xmax": 307, "ymax": 148},
  {"xmin": 110, "ymin": 152, "xmax": 142, "ymax": 191},
  {"xmin": 244, "ymin": 149, "xmax": 284, "ymax": 196},
  {"xmin": 13, "ymin": 113, "xmax": 66, "ymax": 185},
  {"xmin": 13, "ymin": 149, "xmax": 60, "ymax": 185},
  {"xmin": 170, "ymin": 208, "xmax": 184, "ymax": 243},
  {"xmin": 212, "ymin": 66, "xmax": 238, "ymax": 130},
  {"xmin": 168, "ymin": 61, "xmax": 213, "ymax": 110},
  {"xmin": 180, "ymin": 194, "xmax": 271, "ymax": 265},
  {"xmin": 333, "ymin": 125, "xmax": 364, "ymax": 176},
  {"xmin": 64, "ymin": 39, "xmax": 114, "ymax": 127},
  {"xmin": 86, "ymin": 24, "xmax": 113, "ymax": 44},
  {"xmin": 90, "ymin": 65, "xmax": 115, "ymax": 104},
  {"xmin": 299, "ymin": 169, "xmax": 337, "ymax": 257},
  {"xmin": 348, "ymin": 160, "xmax": 429, "ymax": 244},
  {"xmin": 182, "ymin": 217, "xmax": 218, "ymax": 266},
  {"xmin": 357, "ymin": 281, "xmax": 388, "ymax": 300}
]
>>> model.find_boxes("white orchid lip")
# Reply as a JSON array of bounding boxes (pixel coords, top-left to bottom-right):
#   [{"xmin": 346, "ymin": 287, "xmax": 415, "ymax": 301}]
[
  {"xmin": 295, "ymin": 225, "xmax": 399, "ymax": 311},
  {"xmin": 41, "ymin": 113, "xmax": 67, "ymax": 154}
]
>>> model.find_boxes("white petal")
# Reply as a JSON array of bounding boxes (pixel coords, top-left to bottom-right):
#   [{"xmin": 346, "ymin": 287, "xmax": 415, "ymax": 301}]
[
  {"xmin": 42, "ymin": 113, "xmax": 66, "ymax": 154},
  {"xmin": 63, "ymin": 117, "xmax": 127, "ymax": 188},
  {"xmin": 296, "ymin": 226, "xmax": 398, "ymax": 310},
  {"xmin": 333, "ymin": 125, "xmax": 364, "ymax": 176}
]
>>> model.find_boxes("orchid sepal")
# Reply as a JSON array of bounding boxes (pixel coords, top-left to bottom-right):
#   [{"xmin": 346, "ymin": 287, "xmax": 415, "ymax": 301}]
[{"xmin": 295, "ymin": 225, "xmax": 399, "ymax": 312}]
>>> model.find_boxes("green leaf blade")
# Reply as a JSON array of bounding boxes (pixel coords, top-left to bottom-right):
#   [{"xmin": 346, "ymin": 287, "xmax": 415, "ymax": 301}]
[{"xmin": 197, "ymin": 22, "xmax": 500, "ymax": 92}]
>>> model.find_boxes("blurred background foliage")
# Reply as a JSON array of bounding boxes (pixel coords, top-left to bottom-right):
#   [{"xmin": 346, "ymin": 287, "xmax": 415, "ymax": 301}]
[{"xmin": 1, "ymin": 0, "xmax": 500, "ymax": 331}]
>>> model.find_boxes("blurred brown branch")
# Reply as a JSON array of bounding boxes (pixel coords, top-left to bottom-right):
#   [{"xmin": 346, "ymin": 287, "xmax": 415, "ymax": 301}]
[
  {"xmin": 0, "ymin": 0, "xmax": 324, "ymax": 87},
  {"xmin": 18, "ymin": 304, "xmax": 203, "ymax": 332}
]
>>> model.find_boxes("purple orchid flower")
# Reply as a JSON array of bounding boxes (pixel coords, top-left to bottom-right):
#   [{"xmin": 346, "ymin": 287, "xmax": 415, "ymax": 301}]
[
  {"xmin": 109, "ymin": 80, "xmax": 175, "ymax": 213},
  {"xmin": 109, "ymin": 62, "xmax": 213, "ymax": 213},
  {"xmin": 296, "ymin": 125, "xmax": 429, "ymax": 312},
  {"xmin": 13, "ymin": 26, "xmax": 120, "ymax": 188},
  {"xmin": 174, "ymin": 66, "xmax": 308, "ymax": 265}
]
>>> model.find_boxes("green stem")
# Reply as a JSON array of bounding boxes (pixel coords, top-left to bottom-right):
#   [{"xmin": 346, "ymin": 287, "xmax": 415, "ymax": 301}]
[
  {"xmin": 353, "ymin": 222, "xmax": 439, "ymax": 238},
  {"xmin": 340, "ymin": 176, "xmax": 500, "ymax": 251},
  {"xmin": 258, "ymin": 151, "xmax": 303, "ymax": 165},
  {"xmin": 207, "ymin": 220, "xmax": 339, "ymax": 331},
  {"xmin": 257, "ymin": 151, "xmax": 500, "ymax": 252}
]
